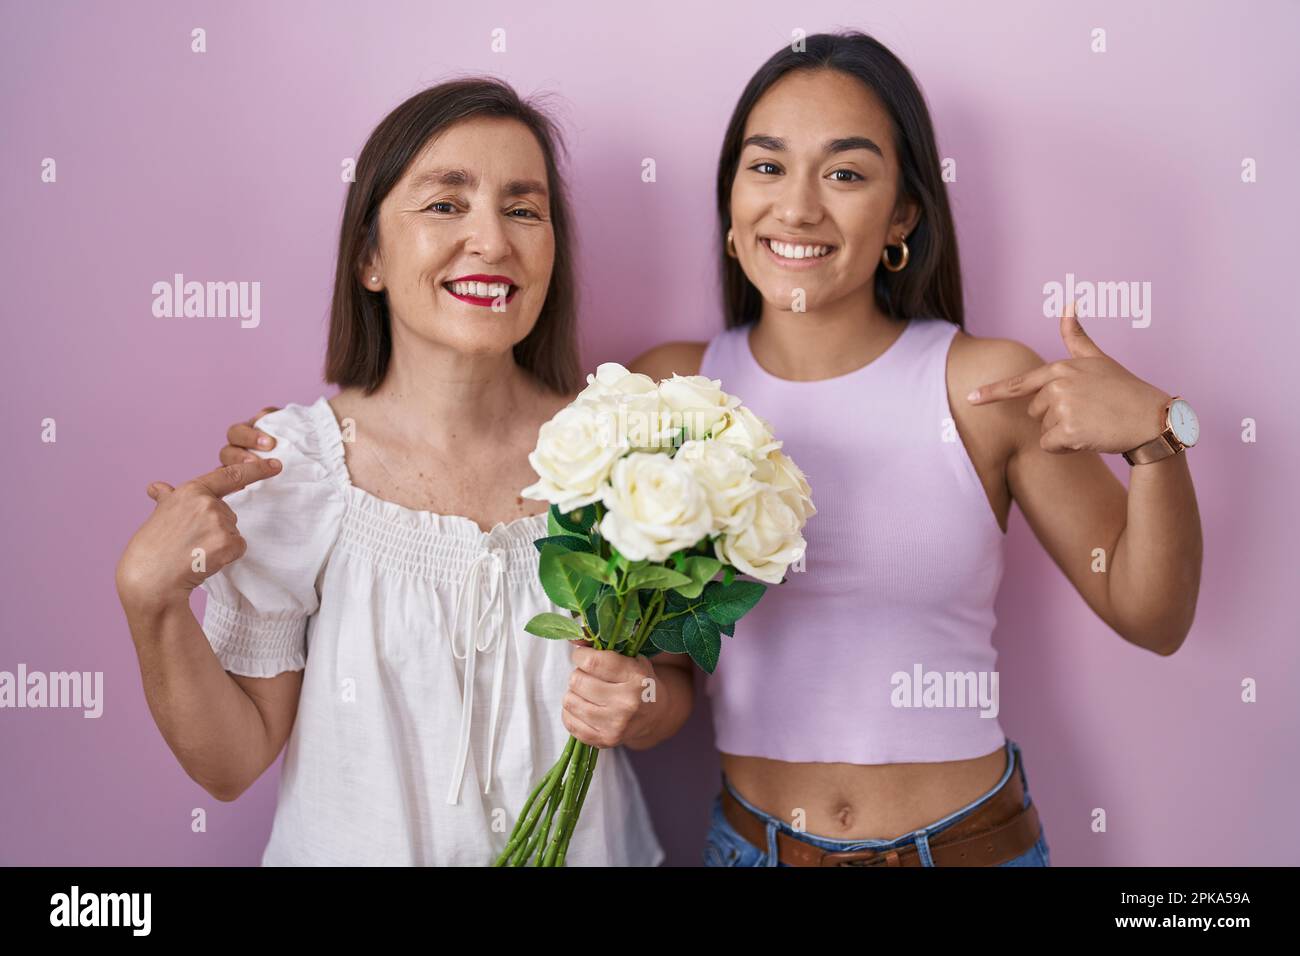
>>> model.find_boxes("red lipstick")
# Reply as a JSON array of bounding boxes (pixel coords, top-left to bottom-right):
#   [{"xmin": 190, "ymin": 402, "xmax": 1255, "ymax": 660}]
[{"xmin": 443, "ymin": 274, "xmax": 519, "ymax": 308}]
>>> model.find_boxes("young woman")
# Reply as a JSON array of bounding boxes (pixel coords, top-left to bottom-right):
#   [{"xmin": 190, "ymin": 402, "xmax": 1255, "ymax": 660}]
[
  {"xmin": 115, "ymin": 79, "xmax": 686, "ymax": 866},
  {"xmin": 223, "ymin": 33, "xmax": 1203, "ymax": 867}
]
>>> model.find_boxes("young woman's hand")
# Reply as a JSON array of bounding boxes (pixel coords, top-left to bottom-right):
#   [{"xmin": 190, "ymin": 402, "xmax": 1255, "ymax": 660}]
[
  {"xmin": 967, "ymin": 302, "xmax": 1173, "ymax": 455},
  {"xmin": 562, "ymin": 643, "xmax": 661, "ymax": 749},
  {"xmin": 115, "ymin": 459, "xmax": 282, "ymax": 613},
  {"xmin": 220, "ymin": 407, "xmax": 281, "ymax": 465}
]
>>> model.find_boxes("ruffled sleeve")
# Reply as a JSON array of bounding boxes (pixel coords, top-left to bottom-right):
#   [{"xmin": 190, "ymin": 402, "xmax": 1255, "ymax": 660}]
[{"xmin": 199, "ymin": 398, "xmax": 348, "ymax": 678}]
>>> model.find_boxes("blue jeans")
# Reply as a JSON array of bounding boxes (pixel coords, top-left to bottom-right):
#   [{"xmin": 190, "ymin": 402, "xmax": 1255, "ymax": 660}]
[{"xmin": 703, "ymin": 738, "xmax": 1051, "ymax": 867}]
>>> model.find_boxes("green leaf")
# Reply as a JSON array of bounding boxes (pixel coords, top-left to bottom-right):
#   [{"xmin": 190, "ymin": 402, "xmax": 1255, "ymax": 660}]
[
  {"xmin": 682, "ymin": 609, "xmax": 721, "ymax": 673},
  {"xmin": 625, "ymin": 564, "xmax": 692, "ymax": 591},
  {"xmin": 532, "ymin": 534, "xmax": 593, "ymax": 555},
  {"xmin": 548, "ymin": 505, "xmax": 582, "ymax": 539},
  {"xmin": 557, "ymin": 550, "xmax": 617, "ymax": 586},
  {"xmin": 524, "ymin": 612, "xmax": 584, "ymax": 641},
  {"xmin": 570, "ymin": 504, "xmax": 597, "ymax": 532},
  {"xmin": 615, "ymin": 600, "xmax": 641, "ymax": 646},
  {"xmin": 595, "ymin": 591, "xmax": 617, "ymax": 641},
  {"xmin": 663, "ymin": 589, "xmax": 691, "ymax": 614},
  {"xmin": 703, "ymin": 579, "xmax": 766, "ymax": 626},
  {"xmin": 723, "ymin": 565, "xmax": 735, "ymax": 586},
  {"xmin": 719, "ymin": 619, "xmax": 735, "ymax": 637},
  {"xmin": 585, "ymin": 584, "xmax": 612, "ymax": 635},
  {"xmin": 673, "ymin": 556, "xmax": 722, "ymax": 599},
  {"xmin": 551, "ymin": 503, "xmax": 596, "ymax": 536},
  {"xmin": 648, "ymin": 615, "xmax": 686, "ymax": 654},
  {"xmin": 538, "ymin": 543, "xmax": 600, "ymax": 612}
]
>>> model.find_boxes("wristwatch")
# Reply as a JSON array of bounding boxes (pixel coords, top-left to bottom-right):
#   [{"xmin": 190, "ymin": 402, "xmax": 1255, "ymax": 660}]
[{"xmin": 1122, "ymin": 396, "xmax": 1199, "ymax": 465}]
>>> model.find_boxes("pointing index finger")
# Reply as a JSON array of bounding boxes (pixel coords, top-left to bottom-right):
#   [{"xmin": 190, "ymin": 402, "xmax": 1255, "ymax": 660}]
[
  {"xmin": 192, "ymin": 457, "xmax": 282, "ymax": 498},
  {"xmin": 967, "ymin": 362, "xmax": 1065, "ymax": 404}
]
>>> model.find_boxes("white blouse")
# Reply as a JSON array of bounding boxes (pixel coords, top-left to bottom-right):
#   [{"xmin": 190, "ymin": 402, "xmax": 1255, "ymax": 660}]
[{"xmin": 198, "ymin": 395, "xmax": 664, "ymax": 866}]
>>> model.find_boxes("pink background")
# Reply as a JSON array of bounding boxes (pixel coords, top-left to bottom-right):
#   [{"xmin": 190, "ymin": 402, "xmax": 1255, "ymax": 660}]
[{"xmin": 2, "ymin": 0, "xmax": 1296, "ymax": 866}]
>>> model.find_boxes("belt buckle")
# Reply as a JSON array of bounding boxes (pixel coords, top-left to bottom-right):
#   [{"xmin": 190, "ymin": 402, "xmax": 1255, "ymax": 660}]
[{"xmin": 819, "ymin": 847, "xmax": 903, "ymax": 867}]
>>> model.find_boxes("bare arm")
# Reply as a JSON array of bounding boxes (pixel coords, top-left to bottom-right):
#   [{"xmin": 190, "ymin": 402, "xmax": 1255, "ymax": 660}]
[
  {"xmin": 623, "ymin": 651, "xmax": 694, "ymax": 751},
  {"xmin": 120, "ymin": 592, "xmax": 302, "ymax": 800},
  {"xmin": 116, "ymin": 459, "xmax": 303, "ymax": 800},
  {"xmin": 967, "ymin": 309, "xmax": 1203, "ymax": 655}
]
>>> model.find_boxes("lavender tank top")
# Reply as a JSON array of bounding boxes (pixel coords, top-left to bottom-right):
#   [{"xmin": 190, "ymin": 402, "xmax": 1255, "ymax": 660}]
[{"xmin": 700, "ymin": 317, "xmax": 1008, "ymax": 764}]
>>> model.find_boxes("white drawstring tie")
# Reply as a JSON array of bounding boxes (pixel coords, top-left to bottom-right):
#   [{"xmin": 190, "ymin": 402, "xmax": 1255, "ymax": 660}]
[{"xmin": 445, "ymin": 546, "xmax": 511, "ymax": 805}]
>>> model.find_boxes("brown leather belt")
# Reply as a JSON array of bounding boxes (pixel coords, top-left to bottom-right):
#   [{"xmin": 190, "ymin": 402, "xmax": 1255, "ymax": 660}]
[{"xmin": 719, "ymin": 763, "xmax": 1041, "ymax": 867}]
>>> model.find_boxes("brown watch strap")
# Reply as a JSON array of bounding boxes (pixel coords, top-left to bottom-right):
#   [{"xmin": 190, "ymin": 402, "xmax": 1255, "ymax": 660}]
[
  {"xmin": 1123, "ymin": 431, "xmax": 1180, "ymax": 466},
  {"xmin": 1122, "ymin": 397, "xmax": 1190, "ymax": 465},
  {"xmin": 719, "ymin": 766, "xmax": 1041, "ymax": 866}
]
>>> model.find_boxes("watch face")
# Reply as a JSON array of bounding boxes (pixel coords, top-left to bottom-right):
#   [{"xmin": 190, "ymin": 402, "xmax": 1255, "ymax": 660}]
[{"xmin": 1169, "ymin": 399, "xmax": 1199, "ymax": 446}]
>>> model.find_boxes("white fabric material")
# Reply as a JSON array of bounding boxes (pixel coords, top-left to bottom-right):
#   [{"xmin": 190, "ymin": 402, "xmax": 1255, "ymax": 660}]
[{"xmin": 199, "ymin": 396, "xmax": 664, "ymax": 866}]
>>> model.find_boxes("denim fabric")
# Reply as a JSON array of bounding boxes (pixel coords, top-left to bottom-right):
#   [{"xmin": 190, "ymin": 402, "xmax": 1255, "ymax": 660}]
[{"xmin": 703, "ymin": 738, "xmax": 1051, "ymax": 867}]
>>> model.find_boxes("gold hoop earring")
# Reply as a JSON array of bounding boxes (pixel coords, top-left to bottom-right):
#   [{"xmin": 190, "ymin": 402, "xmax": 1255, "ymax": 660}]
[
  {"xmin": 881, "ymin": 236, "xmax": 909, "ymax": 272},
  {"xmin": 726, "ymin": 229, "xmax": 737, "ymax": 258}
]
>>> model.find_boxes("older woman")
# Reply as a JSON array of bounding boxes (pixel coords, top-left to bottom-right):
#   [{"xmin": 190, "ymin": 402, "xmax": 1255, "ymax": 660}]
[{"xmin": 115, "ymin": 79, "xmax": 679, "ymax": 865}]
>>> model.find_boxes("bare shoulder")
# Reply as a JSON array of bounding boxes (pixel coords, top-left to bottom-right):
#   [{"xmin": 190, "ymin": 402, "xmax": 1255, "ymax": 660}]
[
  {"xmin": 947, "ymin": 329, "xmax": 1046, "ymax": 393},
  {"xmin": 946, "ymin": 329, "xmax": 1050, "ymax": 474},
  {"xmin": 627, "ymin": 341, "xmax": 709, "ymax": 380}
]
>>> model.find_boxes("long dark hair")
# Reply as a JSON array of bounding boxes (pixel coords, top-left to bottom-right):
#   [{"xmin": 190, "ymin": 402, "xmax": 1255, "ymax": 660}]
[
  {"xmin": 716, "ymin": 31, "xmax": 963, "ymax": 329},
  {"xmin": 326, "ymin": 77, "xmax": 581, "ymax": 395}
]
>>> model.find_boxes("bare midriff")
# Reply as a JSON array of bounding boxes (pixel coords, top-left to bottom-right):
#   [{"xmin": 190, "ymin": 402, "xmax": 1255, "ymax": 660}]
[{"xmin": 720, "ymin": 745, "xmax": 1009, "ymax": 841}]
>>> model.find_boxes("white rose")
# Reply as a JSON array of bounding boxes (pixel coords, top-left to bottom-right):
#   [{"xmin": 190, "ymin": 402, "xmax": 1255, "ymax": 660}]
[
  {"xmin": 599, "ymin": 452, "xmax": 714, "ymax": 562},
  {"xmin": 575, "ymin": 362, "xmax": 658, "ymax": 402},
  {"xmin": 657, "ymin": 374, "xmax": 741, "ymax": 442},
  {"xmin": 752, "ymin": 448, "xmax": 816, "ymax": 522},
  {"xmin": 521, "ymin": 402, "xmax": 627, "ymax": 511},
  {"xmin": 675, "ymin": 439, "xmax": 760, "ymax": 535},
  {"xmin": 712, "ymin": 405, "xmax": 781, "ymax": 458},
  {"xmin": 714, "ymin": 487, "xmax": 806, "ymax": 584},
  {"xmin": 592, "ymin": 391, "xmax": 676, "ymax": 453}
]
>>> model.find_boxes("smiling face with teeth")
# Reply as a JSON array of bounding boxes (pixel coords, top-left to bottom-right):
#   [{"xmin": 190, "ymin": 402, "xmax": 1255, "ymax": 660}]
[
  {"xmin": 361, "ymin": 115, "xmax": 555, "ymax": 358},
  {"xmin": 729, "ymin": 68, "xmax": 919, "ymax": 319}
]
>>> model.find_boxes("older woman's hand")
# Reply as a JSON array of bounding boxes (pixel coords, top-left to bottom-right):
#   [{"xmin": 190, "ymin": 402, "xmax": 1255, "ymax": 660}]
[
  {"xmin": 562, "ymin": 643, "xmax": 662, "ymax": 749},
  {"xmin": 115, "ymin": 458, "xmax": 282, "ymax": 612}
]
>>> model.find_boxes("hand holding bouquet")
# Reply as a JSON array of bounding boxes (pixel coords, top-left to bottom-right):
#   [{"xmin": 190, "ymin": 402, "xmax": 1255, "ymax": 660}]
[{"xmin": 493, "ymin": 363, "xmax": 814, "ymax": 866}]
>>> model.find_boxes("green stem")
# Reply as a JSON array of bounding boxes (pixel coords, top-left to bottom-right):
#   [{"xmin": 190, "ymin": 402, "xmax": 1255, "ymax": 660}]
[
  {"xmin": 628, "ymin": 591, "xmax": 665, "ymax": 657},
  {"xmin": 518, "ymin": 771, "xmax": 566, "ymax": 866},
  {"xmin": 556, "ymin": 745, "xmax": 599, "ymax": 865},
  {"xmin": 493, "ymin": 753, "xmax": 560, "ymax": 866},
  {"xmin": 608, "ymin": 594, "xmax": 631, "ymax": 651},
  {"xmin": 495, "ymin": 735, "xmax": 576, "ymax": 866},
  {"xmin": 542, "ymin": 740, "xmax": 586, "ymax": 866},
  {"xmin": 551, "ymin": 743, "xmax": 592, "ymax": 866}
]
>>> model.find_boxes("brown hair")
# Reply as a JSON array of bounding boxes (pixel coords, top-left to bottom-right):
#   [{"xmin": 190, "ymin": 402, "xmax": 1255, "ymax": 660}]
[
  {"xmin": 716, "ymin": 31, "xmax": 964, "ymax": 329},
  {"xmin": 325, "ymin": 77, "xmax": 582, "ymax": 395}
]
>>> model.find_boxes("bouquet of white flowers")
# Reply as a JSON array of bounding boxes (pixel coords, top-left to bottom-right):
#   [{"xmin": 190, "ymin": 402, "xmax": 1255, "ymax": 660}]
[{"xmin": 492, "ymin": 363, "xmax": 815, "ymax": 866}]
